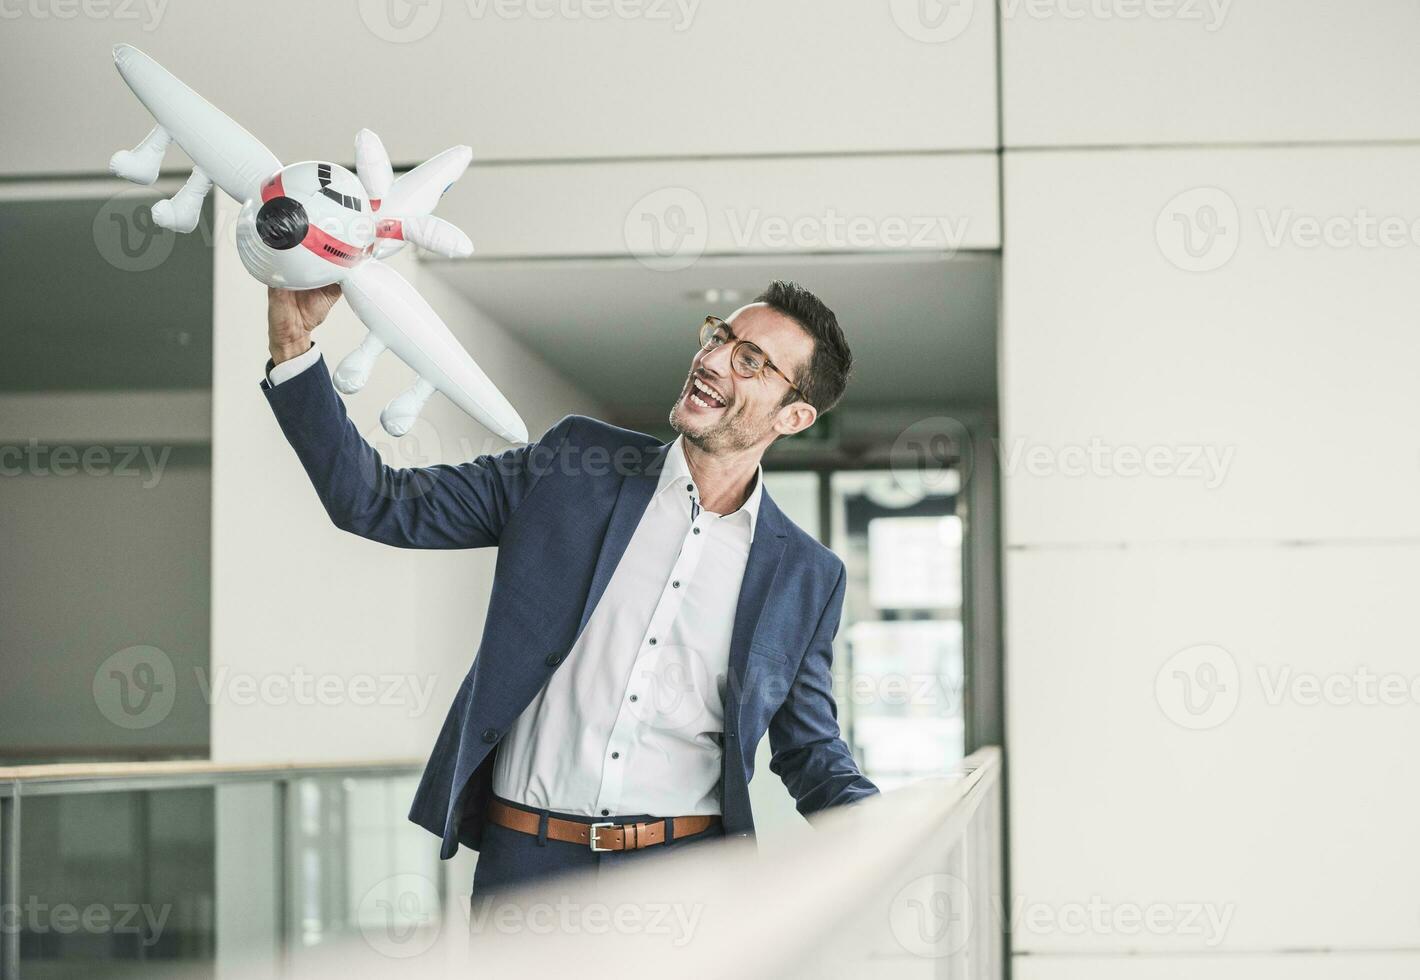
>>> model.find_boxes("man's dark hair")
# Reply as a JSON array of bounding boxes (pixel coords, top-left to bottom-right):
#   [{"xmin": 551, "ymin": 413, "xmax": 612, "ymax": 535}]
[{"xmin": 753, "ymin": 279, "xmax": 853, "ymax": 415}]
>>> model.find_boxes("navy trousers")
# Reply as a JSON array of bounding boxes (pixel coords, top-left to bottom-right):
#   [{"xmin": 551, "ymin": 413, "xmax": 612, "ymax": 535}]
[{"xmin": 470, "ymin": 795, "xmax": 724, "ymax": 899}]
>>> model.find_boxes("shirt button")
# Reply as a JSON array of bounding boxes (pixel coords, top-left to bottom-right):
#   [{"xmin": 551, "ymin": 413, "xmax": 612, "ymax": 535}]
[
  {"xmin": 630, "ymin": 694, "xmax": 638, "ymax": 702},
  {"xmin": 672, "ymin": 580, "xmax": 681, "ymax": 589},
  {"xmin": 611, "ymin": 751, "xmax": 620, "ymax": 759},
  {"xmin": 481, "ymin": 728, "xmax": 498, "ymax": 744},
  {"xmin": 686, "ymin": 483, "xmax": 694, "ymax": 493},
  {"xmin": 693, "ymin": 527, "xmax": 701, "ymax": 535},
  {"xmin": 648, "ymin": 637, "xmax": 657, "ymax": 646},
  {"xmin": 601, "ymin": 809, "xmax": 610, "ymax": 816}
]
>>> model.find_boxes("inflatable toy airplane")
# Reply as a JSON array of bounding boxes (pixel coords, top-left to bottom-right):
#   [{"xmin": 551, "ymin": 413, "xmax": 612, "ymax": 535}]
[{"xmin": 107, "ymin": 43, "xmax": 528, "ymax": 443}]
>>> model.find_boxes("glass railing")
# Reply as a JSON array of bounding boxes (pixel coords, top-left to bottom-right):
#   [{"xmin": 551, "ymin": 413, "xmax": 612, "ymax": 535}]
[
  {"xmin": 0, "ymin": 760, "xmax": 439, "ymax": 979},
  {"xmin": 3, "ymin": 749, "xmax": 1004, "ymax": 978}
]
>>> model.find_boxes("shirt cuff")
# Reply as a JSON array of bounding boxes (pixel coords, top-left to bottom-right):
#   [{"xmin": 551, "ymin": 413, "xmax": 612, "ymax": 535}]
[{"xmin": 266, "ymin": 343, "xmax": 321, "ymax": 386}]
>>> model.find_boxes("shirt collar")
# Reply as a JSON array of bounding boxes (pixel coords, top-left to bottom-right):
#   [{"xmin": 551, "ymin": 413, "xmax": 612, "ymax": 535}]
[{"xmin": 658, "ymin": 436, "xmax": 762, "ymax": 541}]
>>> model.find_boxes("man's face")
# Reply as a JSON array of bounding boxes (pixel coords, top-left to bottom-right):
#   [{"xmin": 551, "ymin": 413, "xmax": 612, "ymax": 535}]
[{"xmin": 669, "ymin": 303, "xmax": 816, "ymax": 454}]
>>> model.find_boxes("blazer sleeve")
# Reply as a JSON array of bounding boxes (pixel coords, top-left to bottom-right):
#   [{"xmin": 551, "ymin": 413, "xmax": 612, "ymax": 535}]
[
  {"xmin": 767, "ymin": 561, "xmax": 881, "ymax": 814},
  {"xmin": 261, "ymin": 354, "xmax": 574, "ymax": 549}
]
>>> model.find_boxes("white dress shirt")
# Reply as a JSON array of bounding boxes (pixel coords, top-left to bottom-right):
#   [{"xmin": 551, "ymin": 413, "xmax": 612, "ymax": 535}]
[
  {"xmin": 267, "ymin": 350, "xmax": 760, "ymax": 818},
  {"xmin": 494, "ymin": 435, "xmax": 760, "ymax": 817}
]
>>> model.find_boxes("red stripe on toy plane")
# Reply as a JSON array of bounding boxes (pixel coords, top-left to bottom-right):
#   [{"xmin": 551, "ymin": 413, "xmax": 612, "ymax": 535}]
[{"xmin": 301, "ymin": 222, "xmax": 366, "ymax": 268}]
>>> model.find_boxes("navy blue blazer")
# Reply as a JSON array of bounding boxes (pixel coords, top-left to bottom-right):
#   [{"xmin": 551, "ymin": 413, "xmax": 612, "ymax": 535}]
[{"xmin": 263, "ymin": 355, "xmax": 878, "ymax": 858}]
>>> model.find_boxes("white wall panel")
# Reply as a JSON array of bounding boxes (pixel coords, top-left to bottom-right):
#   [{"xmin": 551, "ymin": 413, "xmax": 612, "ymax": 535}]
[
  {"xmin": 1002, "ymin": 0, "xmax": 1420, "ymax": 147},
  {"xmin": 445, "ymin": 152, "xmax": 1000, "ymax": 259},
  {"xmin": 1, "ymin": 0, "xmax": 997, "ymax": 177},
  {"xmin": 1002, "ymin": 146, "xmax": 1420, "ymax": 546},
  {"xmin": 1006, "ymin": 543, "xmax": 1420, "ymax": 953}
]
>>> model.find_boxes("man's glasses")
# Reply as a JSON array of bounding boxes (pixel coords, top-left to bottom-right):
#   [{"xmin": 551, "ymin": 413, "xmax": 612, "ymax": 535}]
[{"xmin": 698, "ymin": 316, "xmax": 805, "ymax": 402}]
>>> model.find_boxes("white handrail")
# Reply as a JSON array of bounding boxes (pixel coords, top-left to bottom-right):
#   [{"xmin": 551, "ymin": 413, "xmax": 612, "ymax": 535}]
[
  {"xmin": 209, "ymin": 746, "xmax": 1005, "ymax": 979},
  {"xmin": 0, "ymin": 757, "xmax": 422, "ymax": 788}
]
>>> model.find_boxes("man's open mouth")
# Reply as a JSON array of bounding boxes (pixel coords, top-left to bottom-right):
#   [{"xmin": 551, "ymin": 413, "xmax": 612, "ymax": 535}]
[{"xmin": 688, "ymin": 377, "xmax": 728, "ymax": 411}]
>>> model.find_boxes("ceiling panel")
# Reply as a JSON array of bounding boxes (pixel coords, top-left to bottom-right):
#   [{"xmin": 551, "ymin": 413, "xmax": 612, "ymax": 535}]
[{"xmin": 424, "ymin": 251, "xmax": 998, "ymax": 417}]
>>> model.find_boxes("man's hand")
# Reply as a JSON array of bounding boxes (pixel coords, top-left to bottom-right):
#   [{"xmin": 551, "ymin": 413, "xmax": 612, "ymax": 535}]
[{"xmin": 268, "ymin": 285, "xmax": 343, "ymax": 365}]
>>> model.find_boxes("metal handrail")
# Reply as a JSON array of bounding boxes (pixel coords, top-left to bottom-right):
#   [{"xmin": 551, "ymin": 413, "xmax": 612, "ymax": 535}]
[{"xmin": 0, "ymin": 758, "xmax": 423, "ymax": 796}]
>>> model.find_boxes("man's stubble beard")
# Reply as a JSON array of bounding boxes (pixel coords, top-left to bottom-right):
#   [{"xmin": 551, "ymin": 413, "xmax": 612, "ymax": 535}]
[{"xmin": 668, "ymin": 382, "xmax": 766, "ymax": 455}]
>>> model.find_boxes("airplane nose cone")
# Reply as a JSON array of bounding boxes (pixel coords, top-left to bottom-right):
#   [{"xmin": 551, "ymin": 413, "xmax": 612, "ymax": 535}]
[{"xmin": 255, "ymin": 196, "xmax": 308, "ymax": 250}]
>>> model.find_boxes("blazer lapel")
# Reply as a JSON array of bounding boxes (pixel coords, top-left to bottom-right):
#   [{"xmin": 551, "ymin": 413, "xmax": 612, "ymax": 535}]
[
  {"xmin": 727, "ymin": 492, "xmax": 790, "ymax": 712},
  {"xmin": 573, "ymin": 443, "xmax": 669, "ymax": 640}
]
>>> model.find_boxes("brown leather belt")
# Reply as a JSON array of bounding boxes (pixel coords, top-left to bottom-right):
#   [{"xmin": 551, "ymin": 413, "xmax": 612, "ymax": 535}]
[{"xmin": 488, "ymin": 799, "xmax": 721, "ymax": 852}]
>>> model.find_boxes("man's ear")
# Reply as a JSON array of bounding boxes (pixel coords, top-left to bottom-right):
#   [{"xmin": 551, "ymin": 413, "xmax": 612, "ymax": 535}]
[{"xmin": 774, "ymin": 401, "xmax": 818, "ymax": 437}]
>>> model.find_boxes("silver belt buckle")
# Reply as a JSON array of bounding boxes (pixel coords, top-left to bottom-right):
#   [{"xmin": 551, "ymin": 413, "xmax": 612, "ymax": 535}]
[{"xmin": 588, "ymin": 821, "xmax": 615, "ymax": 852}]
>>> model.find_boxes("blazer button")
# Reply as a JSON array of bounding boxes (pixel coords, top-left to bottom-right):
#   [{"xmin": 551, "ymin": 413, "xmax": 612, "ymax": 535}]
[
  {"xmin": 481, "ymin": 728, "xmax": 498, "ymax": 744},
  {"xmin": 545, "ymin": 652, "xmax": 564, "ymax": 667}
]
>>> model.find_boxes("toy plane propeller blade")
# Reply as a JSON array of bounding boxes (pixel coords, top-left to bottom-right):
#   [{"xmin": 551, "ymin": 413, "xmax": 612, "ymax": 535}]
[
  {"xmin": 342, "ymin": 260, "xmax": 528, "ymax": 444},
  {"xmin": 375, "ymin": 214, "xmax": 474, "ymax": 258},
  {"xmin": 354, "ymin": 128, "xmax": 394, "ymax": 204},
  {"xmin": 368, "ymin": 144, "xmax": 476, "ymax": 260},
  {"xmin": 381, "ymin": 145, "xmax": 473, "ymax": 218},
  {"xmin": 111, "ymin": 44, "xmax": 280, "ymax": 202}
]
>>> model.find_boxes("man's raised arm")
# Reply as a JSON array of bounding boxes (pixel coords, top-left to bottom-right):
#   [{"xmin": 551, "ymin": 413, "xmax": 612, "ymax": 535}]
[{"xmin": 261, "ymin": 286, "xmax": 570, "ymax": 550}]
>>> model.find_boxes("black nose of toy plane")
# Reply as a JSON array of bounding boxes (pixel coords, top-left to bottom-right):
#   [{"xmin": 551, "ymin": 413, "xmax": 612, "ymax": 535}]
[{"xmin": 255, "ymin": 196, "xmax": 308, "ymax": 250}]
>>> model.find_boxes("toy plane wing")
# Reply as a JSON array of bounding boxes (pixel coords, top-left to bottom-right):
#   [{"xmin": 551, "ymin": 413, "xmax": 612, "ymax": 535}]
[
  {"xmin": 110, "ymin": 43, "xmax": 280, "ymax": 203},
  {"xmin": 341, "ymin": 260, "xmax": 529, "ymax": 445}
]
